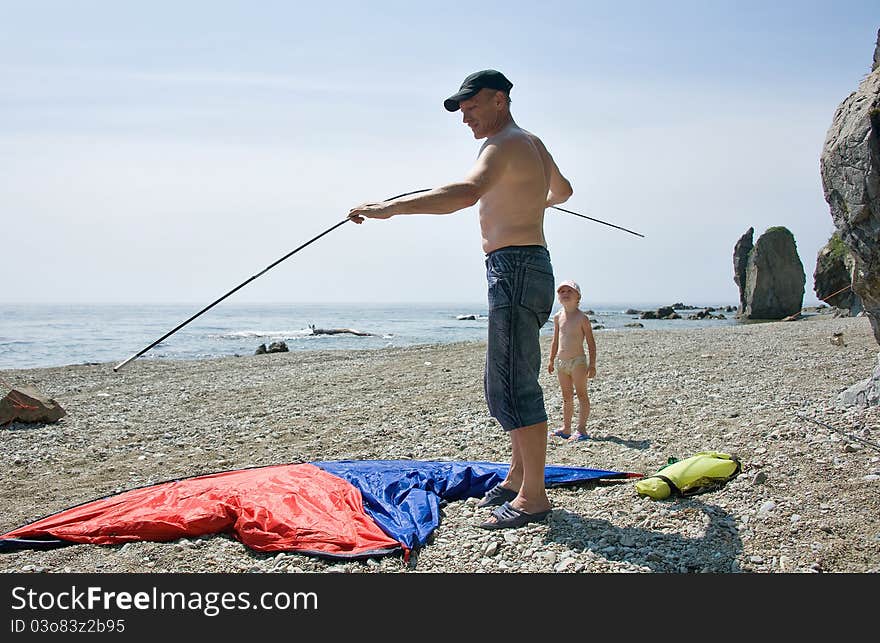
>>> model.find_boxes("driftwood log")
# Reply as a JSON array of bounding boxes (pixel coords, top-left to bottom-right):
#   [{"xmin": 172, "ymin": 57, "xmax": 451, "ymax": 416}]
[{"xmin": 309, "ymin": 325, "xmax": 377, "ymax": 337}]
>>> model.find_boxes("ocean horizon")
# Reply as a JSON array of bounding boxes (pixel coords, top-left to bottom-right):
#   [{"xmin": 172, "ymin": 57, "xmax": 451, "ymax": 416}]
[{"xmin": 0, "ymin": 300, "xmax": 746, "ymax": 370}]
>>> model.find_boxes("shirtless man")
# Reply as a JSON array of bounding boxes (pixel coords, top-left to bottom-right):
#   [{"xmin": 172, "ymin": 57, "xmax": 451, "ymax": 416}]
[{"xmin": 349, "ymin": 69, "xmax": 573, "ymax": 529}]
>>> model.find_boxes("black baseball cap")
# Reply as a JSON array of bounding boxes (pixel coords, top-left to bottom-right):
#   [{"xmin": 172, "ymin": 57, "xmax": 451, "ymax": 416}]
[{"xmin": 444, "ymin": 69, "xmax": 513, "ymax": 112}]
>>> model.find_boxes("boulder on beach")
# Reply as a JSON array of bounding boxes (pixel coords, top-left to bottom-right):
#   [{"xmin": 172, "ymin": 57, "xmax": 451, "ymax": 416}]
[
  {"xmin": 255, "ymin": 341, "xmax": 289, "ymax": 355},
  {"xmin": 0, "ymin": 385, "xmax": 66, "ymax": 425},
  {"xmin": 838, "ymin": 355, "xmax": 880, "ymax": 407}
]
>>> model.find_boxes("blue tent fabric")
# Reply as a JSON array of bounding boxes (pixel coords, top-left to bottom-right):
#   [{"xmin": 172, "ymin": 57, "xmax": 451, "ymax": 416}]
[{"xmin": 314, "ymin": 460, "xmax": 628, "ymax": 550}]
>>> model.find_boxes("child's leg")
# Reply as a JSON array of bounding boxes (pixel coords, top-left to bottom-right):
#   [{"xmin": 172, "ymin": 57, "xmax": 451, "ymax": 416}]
[
  {"xmin": 556, "ymin": 370, "xmax": 574, "ymax": 434},
  {"xmin": 571, "ymin": 363, "xmax": 590, "ymax": 433}
]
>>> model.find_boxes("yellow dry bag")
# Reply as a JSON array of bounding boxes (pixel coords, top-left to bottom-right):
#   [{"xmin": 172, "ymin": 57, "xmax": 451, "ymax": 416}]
[{"xmin": 635, "ymin": 451, "xmax": 741, "ymax": 500}]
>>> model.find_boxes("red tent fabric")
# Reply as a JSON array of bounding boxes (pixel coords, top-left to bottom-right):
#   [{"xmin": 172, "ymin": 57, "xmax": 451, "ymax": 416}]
[{"xmin": 1, "ymin": 463, "xmax": 401, "ymax": 558}]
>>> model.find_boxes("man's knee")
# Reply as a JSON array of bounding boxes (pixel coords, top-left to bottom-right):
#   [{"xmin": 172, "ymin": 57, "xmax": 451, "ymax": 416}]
[{"xmin": 510, "ymin": 420, "xmax": 548, "ymax": 434}]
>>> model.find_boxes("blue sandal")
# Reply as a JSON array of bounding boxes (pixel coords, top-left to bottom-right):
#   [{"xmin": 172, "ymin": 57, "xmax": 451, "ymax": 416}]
[{"xmin": 550, "ymin": 429, "xmax": 572, "ymax": 439}]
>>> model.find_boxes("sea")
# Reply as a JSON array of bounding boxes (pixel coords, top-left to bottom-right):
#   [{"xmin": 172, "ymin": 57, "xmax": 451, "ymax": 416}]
[{"xmin": 0, "ymin": 302, "xmax": 742, "ymax": 370}]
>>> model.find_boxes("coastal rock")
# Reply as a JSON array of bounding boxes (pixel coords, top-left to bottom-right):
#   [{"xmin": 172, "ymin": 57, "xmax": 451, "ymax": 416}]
[
  {"xmin": 875, "ymin": 27, "xmax": 880, "ymax": 71},
  {"xmin": 820, "ymin": 28, "xmax": 880, "ymax": 348},
  {"xmin": 733, "ymin": 227, "xmax": 754, "ymax": 313},
  {"xmin": 687, "ymin": 310, "xmax": 712, "ymax": 320},
  {"xmin": 254, "ymin": 342, "xmax": 288, "ymax": 354},
  {"xmin": 640, "ymin": 305, "xmax": 681, "ymax": 320},
  {"xmin": 838, "ymin": 355, "xmax": 880, "ymax": 407},
  {"xmin": 734, "ymin": 227, "xmax": 805, "ymax": 320},
  {"xmin": 0, "ymin": 385, "xmax": 66, "ymax": 425},
  {"xmin": 814, "ymin": 233, "xmax": 862, "ymax": 314}
]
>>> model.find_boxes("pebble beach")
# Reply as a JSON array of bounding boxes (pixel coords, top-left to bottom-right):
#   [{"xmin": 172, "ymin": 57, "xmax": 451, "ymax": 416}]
[{"xmin": 1, "ymin": 313, "xmax": 878, "ymax": 574}]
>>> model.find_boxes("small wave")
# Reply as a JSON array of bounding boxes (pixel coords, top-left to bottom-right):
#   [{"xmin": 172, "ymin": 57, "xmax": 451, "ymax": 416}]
[{"xmin": 216, "ymin": 329, "xmax": 313, "ymax": 339}]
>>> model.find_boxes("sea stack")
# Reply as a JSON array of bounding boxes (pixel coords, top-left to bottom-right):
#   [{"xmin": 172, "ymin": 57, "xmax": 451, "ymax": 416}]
[{"xmin": 733, "ymin": 226, "xmax": 805, "ymax": 320}]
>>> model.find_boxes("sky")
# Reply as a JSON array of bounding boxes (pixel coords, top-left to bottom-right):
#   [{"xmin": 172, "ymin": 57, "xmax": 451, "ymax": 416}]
[{"xmin": 2, "ymin": 1, "xmax": 878, "ymax": 307}]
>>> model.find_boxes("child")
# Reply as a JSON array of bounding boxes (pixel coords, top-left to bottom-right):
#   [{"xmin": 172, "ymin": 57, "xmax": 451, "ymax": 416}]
[{"xmin": 547, "ymin": 280, "xmax": 596, "ymax": 442}]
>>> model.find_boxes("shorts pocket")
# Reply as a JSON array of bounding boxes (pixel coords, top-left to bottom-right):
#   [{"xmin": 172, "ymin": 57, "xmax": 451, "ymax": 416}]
[
  {"xmin": 487, "ymin": 269, "xmax": 511, "ymax": 310},
  {"xmin": 520, "ymin": 266, "xmax": 554, "ymax": 317}
]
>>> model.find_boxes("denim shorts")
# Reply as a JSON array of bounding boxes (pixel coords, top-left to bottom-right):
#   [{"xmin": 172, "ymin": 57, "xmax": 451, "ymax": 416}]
[{"xmin": 484, "ymin": 245, "xmax": 555, "ymax": 430}]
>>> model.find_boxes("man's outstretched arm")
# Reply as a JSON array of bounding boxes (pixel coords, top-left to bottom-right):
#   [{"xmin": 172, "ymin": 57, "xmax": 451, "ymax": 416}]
[{"xmin": 349, "ymin": 143, "xmax": 507, "ymax": 222}]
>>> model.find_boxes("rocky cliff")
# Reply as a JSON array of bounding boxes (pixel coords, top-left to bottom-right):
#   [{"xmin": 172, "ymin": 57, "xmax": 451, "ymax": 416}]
[
  {"xmin": 820, "ymin": 29, "xmax": 880, "ymax": 343},
  {"xmin": 814, "ymin": 233, "xmax": 862, "ymax": 314},
  {"xmin": 820, "ymin": 28, "xmax": 880, "ymax": 405}
]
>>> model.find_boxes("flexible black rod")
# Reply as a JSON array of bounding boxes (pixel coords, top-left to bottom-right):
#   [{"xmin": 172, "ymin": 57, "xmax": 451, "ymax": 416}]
[
  {"xmin": 113, "ymin": 189, "xmax": 427, "ymax": 371},
  {"xmin": 798, "ymin": 414, "xmax": 880, "ymax": 453},
  {"xmin": 549, "ymin": 205, "xmax": 644, "ymax": 237},
  {"xmin": 113, "ymin": 189, "xmax": 640, "ymax": 371},
  {"xmin": 367, "ymin": 188, "xmax": 645, "ymax": 237}
]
